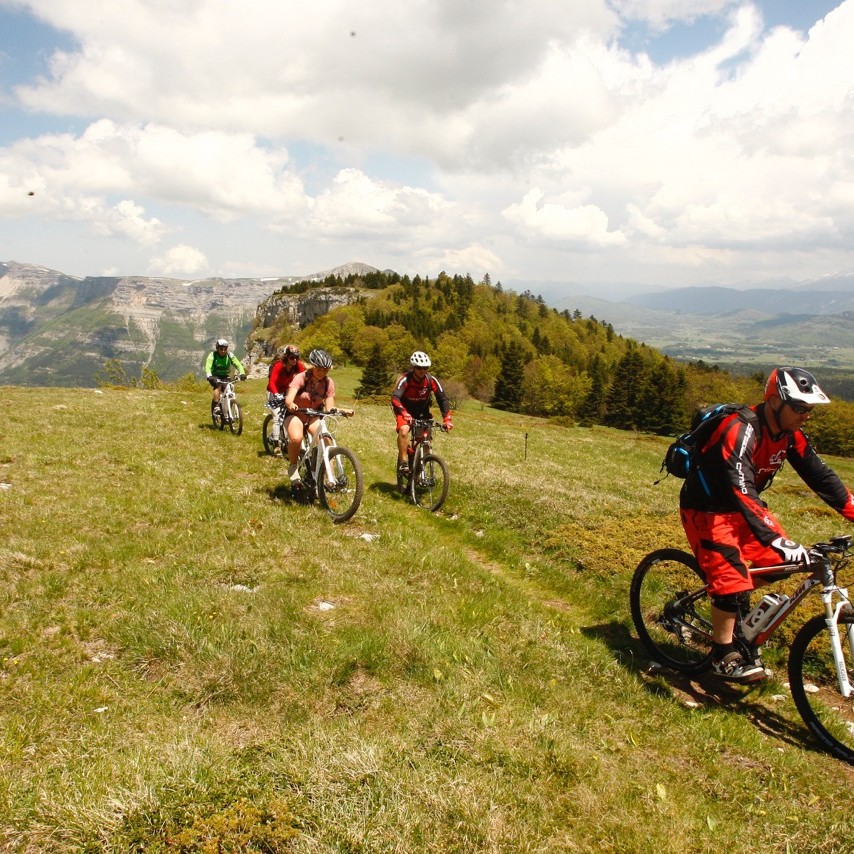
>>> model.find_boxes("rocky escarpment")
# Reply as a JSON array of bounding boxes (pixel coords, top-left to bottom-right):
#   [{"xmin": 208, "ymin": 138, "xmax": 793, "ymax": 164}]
[{"xmin": 0, "ymin": 260, "xmax": 378, "ymax": 386}]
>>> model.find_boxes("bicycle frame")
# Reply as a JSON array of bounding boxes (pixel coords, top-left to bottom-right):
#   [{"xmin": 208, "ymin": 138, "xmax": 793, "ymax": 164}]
[
  {"xmin": 408, "ymin": 419, "xmax": 437, "ymax": 462},
  {"xmin": 299, "ymin": 411, "xmax": 342, "ymax": 486},
  {"xmin": 745, "ymin": 555, "xmax": 854, "ymax": 696},
  {"xmin": 219, "ymin": 380, "xmax": 238, "ymax": 420}
]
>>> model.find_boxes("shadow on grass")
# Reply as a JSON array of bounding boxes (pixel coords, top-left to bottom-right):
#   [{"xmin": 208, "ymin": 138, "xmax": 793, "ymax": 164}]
[
  {"xmin": 582, "ymin": 621, "xmax": 821, "ymax": 758},
  {"xmin": 368, "ymin": 480, "xmax": 405, "ymax": 499}
]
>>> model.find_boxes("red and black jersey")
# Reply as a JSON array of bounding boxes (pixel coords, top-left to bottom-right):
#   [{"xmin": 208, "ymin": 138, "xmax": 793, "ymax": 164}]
[
  {"xmin": 267, "ymin": 359, "xmax": 305, "ymax": 394},
  {"xmin": 391, "ymin": 371, "xmax": 450, "ymax": 420},
  {"xmin": 680, "ymin": 402, "xmax": 854, "ymax": 546}
]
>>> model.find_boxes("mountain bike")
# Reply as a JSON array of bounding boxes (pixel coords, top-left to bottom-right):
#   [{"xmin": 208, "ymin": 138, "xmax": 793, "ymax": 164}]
[
  {"xmin": 291, "ymin": 408, "xmax": 363, "ymax": 523},
  {"xmin": 211, "ymin": 377, "xmax": 243, "ymax": 434},
  {"xmin": 262, "ymin": 393, "xmax": 288, "ymax": 455},
  {"xmin": 397, "ymin": 418, "xmax": 449, "ymax": 512},
  {"xmin": 630, "ymin": 535, "xmax": 854, "ymax": 763}
]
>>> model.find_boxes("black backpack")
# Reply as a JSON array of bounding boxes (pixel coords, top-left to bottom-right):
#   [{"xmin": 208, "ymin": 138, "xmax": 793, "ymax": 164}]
[{"xmin": 657, "ymin": 403, "xmax": 758, "ymax": 483}]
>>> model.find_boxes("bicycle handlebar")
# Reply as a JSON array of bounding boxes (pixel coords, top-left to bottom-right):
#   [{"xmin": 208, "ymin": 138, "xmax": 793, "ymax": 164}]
[
  {"xmin": 294, "ymin": 407, "xmax": 354, "ymax": 418},
  {"xmin": 410, "ymin": 418, "xmax": 448, "ymax": 432}
]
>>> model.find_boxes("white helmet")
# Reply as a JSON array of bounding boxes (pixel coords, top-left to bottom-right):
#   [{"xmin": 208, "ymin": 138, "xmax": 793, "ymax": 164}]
[
  {"xmin": 765, "ymin": 367, "xmax": 830, "ymax": 406},
  {"xmin": 215, "ymin": 338, "xmax": 229, "ymax": 349},
  {"xmin": 410, "ymin": 351, "xmax": 431, "ymax": 368}
]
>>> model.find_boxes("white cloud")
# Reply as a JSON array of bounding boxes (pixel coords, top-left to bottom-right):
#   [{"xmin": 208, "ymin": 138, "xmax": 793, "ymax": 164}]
[
  {"xmin": 503, "ymin": 188, "xmax": 626, "ymax": 247},
  {"xmin": 2, "ymin": 0, "xmax": 854, "ymax": 288},
  {"xmin": 150, "ymin": 244, "xmax": 209, "ymax": 278}
]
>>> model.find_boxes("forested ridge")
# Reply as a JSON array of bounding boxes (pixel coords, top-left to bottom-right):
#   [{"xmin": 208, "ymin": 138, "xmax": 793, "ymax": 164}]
[{"xmin": 251, "ymin": 270, "xmax": 854, "ymax": 456}]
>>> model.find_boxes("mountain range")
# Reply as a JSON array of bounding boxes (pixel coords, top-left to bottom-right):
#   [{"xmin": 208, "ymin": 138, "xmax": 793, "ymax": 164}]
[{"xmin": 3, "ymin": 259, "xmax": 854, "ymax": 387}]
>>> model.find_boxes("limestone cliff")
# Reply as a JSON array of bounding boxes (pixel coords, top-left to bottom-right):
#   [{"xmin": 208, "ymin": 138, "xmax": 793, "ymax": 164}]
[{"xmin": 0, "ymin": 260, "xmax": 377, "ymax": 387}]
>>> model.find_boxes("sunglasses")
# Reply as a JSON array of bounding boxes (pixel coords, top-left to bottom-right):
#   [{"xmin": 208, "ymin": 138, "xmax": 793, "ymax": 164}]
[
  {"xmin": 787, "ymin": 402, "xmax": 814, "ymax": 415},
  {"xmin": 287, "ymin": 354, "xmax": 299, "ymax": 360}
]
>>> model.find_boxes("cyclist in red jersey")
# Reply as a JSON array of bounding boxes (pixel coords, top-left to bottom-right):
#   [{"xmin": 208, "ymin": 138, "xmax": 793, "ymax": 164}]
[
  {"xmin": 391, "ymin": 351, "xmax": 453, "ymax": 477},
  {"xmin": 265, "ymin": 345, "xmax": 305, "ymax": 451},
  {"xmin": 680, "ymin": 367, "xmax": 854, "ymax": 682},
  {"xmin": 268, "ymin": 344, "xmax": 305, "ymax": 397}
]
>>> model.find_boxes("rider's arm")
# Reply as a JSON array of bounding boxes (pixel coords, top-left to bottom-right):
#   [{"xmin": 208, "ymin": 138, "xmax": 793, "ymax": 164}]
[
  {"xmin": 285, "ymin": 372, "xmax": 304, "ymax": 410},
  {"xmin": 230, "ymin": 354, "xmax": 246, "ymax": 377},
  {"xmin": 391, "ymin": 373, "xmax": 409, "ymax": 414},
  {"xmin": 430, "ymin": 376, "xmax": 452, "ymax": 419},
  {"xmin": 204, "ymin": 351, "xmax": 215, "ymax": 377},
  {"xmin": 789, "ymin": 431, "xmax": 854, "ymax": 522}
]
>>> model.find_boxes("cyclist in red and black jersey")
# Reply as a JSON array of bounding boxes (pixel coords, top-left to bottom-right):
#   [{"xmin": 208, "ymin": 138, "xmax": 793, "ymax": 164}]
[
  {"xmin": 680, "ymin": 367, "xmax": 854, "ymax": 682},
  {"xmin": 392, "ymin": 351, "xmax": 453, "ymax": 476}
]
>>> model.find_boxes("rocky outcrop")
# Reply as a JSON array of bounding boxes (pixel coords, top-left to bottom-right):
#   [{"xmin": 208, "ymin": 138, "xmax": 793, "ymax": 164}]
[{"xmin": 255, "ymin": 287, "xmax": 363, "ymax": 328}]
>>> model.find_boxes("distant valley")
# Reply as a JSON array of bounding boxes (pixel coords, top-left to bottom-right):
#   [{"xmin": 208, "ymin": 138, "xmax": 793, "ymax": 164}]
[{"xmin": 551, "ymin": 280, "xmax": 854, "ymax": 377}]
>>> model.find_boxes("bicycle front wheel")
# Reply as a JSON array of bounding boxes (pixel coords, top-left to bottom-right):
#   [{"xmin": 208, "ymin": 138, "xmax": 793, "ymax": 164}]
[
  {"xmin": 228, "ymin": 401, "xmax": 243, "ymax": 435},
  {"xmin": 318, "ymin": 447, "xmax": 363, "ymax": 523},
  {"xmin": 410, "ymin": 453, "xmax": 449, "ymax": 512},
  {"xmin": 630, "ymin": 549, "xmax": 712, "ymax": 674},
  {"xmin": 789, "ymin": 611, "xmax": 854, "ymax": 764},
  {"xmin": 262, "ymin": 413, "xmax": 275, "ymax": 453},
  {"xmin": 211, "ymin": 400, "xmax": 224, "ymax": 430}
]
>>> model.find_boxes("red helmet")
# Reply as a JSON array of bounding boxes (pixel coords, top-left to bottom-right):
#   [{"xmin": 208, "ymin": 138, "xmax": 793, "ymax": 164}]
[{"xmin": 764, "ymin": 367, "xmax": 830, "ymax": 406}]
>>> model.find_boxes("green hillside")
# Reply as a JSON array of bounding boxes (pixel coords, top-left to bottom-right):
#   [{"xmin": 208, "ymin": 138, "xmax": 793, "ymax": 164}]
[{"xmin": 2, "ymin": 378, "xmax": 854, "ymax": 850}]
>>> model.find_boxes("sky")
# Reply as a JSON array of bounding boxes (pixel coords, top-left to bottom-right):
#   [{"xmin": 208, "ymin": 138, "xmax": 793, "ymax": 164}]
[{"xmin": 0, "ymin": 0, "xmax": 852, "ymax": 297}]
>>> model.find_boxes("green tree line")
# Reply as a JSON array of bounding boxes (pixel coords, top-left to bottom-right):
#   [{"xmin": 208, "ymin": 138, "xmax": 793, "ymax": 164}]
[{"xmin": 249, "ymin": 271, "xmax": 854, "ymax": 455}]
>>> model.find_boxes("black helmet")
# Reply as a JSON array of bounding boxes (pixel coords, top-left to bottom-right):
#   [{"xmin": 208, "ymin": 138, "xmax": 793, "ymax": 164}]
[
  {"xmin": 765, "ymin": 367, "xmax": 830, "ymax": 406},
  {"xmin": 284, "ymin": 344, "xmax": 300, "ymax": 358},
  {"xmin": 308, "ymin": 348, "xmax": 333, "ymax": 369}
]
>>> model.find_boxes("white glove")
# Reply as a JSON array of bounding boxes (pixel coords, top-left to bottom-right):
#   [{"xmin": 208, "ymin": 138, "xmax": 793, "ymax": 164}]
[{"xmin": 771, "ymin": 536, "xmax": 810, "ymax": 565}]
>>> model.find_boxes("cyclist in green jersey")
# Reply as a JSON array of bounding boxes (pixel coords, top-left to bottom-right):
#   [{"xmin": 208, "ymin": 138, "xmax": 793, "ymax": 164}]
[{"xmin": 204, "ymin": 338, "xmax": 246, "ymax": 413}]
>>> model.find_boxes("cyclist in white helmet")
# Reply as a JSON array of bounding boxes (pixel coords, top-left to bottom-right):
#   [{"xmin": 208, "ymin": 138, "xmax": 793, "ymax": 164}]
[
  {"xmin": 391, "ymin": 350, "xmax": 453, "ymax": 477},
  {"xmin": 204, "ymin": 338, "xmax": 246, "ymax": 414},
  {"xmin": 680, "ymin": 367, "xmax": 854, "ymax": 683}
]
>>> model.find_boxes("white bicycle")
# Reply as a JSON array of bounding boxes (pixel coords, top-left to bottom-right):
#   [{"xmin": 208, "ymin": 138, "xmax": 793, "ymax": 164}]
[
  {"xmin": 211, "ymin": 377, "xmax": 243, "ymax": 435},
  {"xmin": 291, "ymin": 408, "xmax": 363, "ymax": 523}
]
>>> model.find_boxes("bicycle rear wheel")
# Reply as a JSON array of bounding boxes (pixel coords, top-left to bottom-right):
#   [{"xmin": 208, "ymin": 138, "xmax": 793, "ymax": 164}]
[
  {"xmin": 630, "ymin": 549, "xmax": 713, "ymax": 674},
  {"xmin": 410, "ymin": 453, "xmax": 449, "ymax": 512},
  {"xmin": 788, "ymin": 611, "xmax": 854, "ymax": 764},
  {"xmin": 318, "ymin": 447, "xmax": 363, "ymax": 523}
]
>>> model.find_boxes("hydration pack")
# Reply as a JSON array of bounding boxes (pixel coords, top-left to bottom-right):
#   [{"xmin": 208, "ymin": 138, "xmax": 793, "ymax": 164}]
[{"xmin": 658, "ymin": 403, "xmax": 758, "ymax": 482}]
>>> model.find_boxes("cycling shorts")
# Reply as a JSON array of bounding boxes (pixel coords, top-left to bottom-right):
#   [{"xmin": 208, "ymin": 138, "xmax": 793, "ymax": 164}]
[{"xmin": 680, "ymin": 508, "xmax": 788, "ymax": 596}]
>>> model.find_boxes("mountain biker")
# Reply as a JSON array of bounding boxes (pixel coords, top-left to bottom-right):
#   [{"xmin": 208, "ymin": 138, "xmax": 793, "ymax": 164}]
[
  {"xmin": 284, "ymin": 349, "xmax": 352, "ymax": 488},
  {"xmin": 205, "ymin": 338, "xmax": 246, "ymax": 413},
  {"xmin": 266, "ymin": 345, "xmax": 305, "ymax": 452},
  {"xmin": 679, "ymin": 367, "xmax": 854, "ymax": 682},
  {"xmin": 391, "ymin": 351, "xmax": 453, "ymax": 477}
]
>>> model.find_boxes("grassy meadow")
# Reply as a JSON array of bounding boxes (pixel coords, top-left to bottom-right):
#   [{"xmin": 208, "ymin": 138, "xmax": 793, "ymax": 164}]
[{"xmin": 2, "ymin": 369, "xmax": 854, "ymax": 852}]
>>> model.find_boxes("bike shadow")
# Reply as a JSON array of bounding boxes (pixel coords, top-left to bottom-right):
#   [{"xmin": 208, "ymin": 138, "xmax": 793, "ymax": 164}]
[
  {"xmin": 268, "ymin": 484, "xmax": 313, "ymax": 505},
  {"xmin": 582, "ymin": 621, "xmax": 820, "ymax": 757},
  {"xmin": 369, "ymin": 480, "xmax": 404, "ymax": 498}
]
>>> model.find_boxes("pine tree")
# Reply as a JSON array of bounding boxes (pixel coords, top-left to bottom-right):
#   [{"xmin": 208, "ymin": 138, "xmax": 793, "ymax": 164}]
[
  {"xmin": 604, "ymin": 346, "xmax": 645, "ymax": 430},
  {"xmin": 491, "ymin": 342, "xmax": 526, "ymax": 411},
  {"xmin": 355, "ymin": 343, "xmax": 391, "ymax": 399}
]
